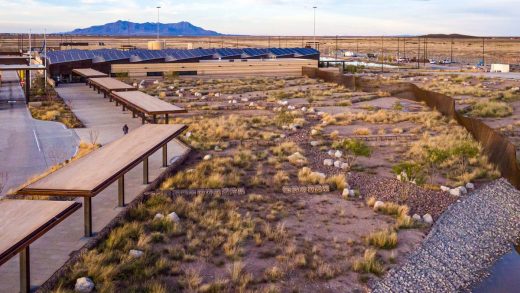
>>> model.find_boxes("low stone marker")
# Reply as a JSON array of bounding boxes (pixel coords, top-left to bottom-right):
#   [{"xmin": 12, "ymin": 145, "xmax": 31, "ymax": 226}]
[
  {"xmin": 154, "ymin": 187, "xmax": 246, "ymax": 197},
  {"xmin": 282, "ymin": 184, "xmax": 330, "ymax": 194}
]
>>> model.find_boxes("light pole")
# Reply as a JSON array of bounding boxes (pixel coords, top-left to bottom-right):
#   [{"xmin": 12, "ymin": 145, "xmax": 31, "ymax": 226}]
[
  {"xmin": 313, "ymin": 6, "xmax": 317, "ymax": 50},
  {"xmin": 156, "ymin": 6, "xmax": 161, "ymax": 41}
]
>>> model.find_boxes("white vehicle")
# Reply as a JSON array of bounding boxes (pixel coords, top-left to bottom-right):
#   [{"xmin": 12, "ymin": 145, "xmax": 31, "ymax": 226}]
[{"xmin": 429, "ymin": 60, "xmax": 437, "ymax": 64}]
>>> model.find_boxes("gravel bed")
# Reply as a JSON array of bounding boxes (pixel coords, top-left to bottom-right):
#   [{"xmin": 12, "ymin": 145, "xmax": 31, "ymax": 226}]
[{"xmin": 371, "ymin": 178, "xmax": 520, "ymax": 292}]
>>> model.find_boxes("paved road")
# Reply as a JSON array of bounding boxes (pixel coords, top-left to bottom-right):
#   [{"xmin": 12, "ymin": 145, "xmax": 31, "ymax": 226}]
[{"xmin": 0, "ymin": 71, "xmax": 78, "ymax": 196}]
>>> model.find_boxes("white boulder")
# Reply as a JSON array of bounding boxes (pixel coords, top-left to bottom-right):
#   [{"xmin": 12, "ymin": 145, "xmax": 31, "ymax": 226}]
[
  {"xmin": 458, "ymin": 186, "xmax": 468, "ymax": 194},
  {"xmin": 449, "ymin": 188, "xmax": 461, "ymax": 197},
  {"xmin": 154, "ymin": 213, "xmax": 164, "ymax": 220},
  {"xmin": 327, "ymin": 150, "xmax": 335, "ymax": 156},
  {"xmin": 241, "ymin": 97, "xmax": 249, "ymax": 102},
  {"xmin": 75, "ymin": 277, "xmax": 95, "ymax": 293},
  {"xmin": 311, "ymin": 129, "xmax": 319, "ymax": 136},
  {"xmin": 129, "ymin": 249, "xmax": 144, "ymax": 258},
  {"xmin": 412, "ymin": 214, "xmax": 422, "ymax": 221},
  {"xmin": 373, "ymin": 201, "xmax": 385, "ymax": 210},
  {"xmin": 440, "ymin": 186, "xmax": 450, "ymax": 192},
  {"xmin": 422, "ymin": 214, "xmax": 434, "ymax": 224},
  {"xmin": 167, "ymin": 212, "xmax": 180, "ymax": 222},
  {"xmin": 334, "ymin": 150, "xmax": 343, "ymax": 158},
  {"xmin": 334, "ymin": 160, "xmax": 342, "ymax": 168},
  {"xmin": 310, "ymin": 141, "xmax": 320, "ymax": 147},
  {"xmin": 340, "ymin": 162, "xmax": 350, "ymax": 170},
  {"xmin": 342, "ymin": 188, "xmax": 350, "ymax": 197},
  {"xmin": 323, "ymin": 159, "xmax": 334, "ymax": 166},
  {"xmin": 203, "ymin": 154, "xmax": 212, "ymax": 161},
  {"xmin": 466, "ymin": 182, "xmax": 475, "ymax": 189}
]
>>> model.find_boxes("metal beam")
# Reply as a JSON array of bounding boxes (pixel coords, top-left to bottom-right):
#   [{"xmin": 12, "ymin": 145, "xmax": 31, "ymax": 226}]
[
  {"xmin": 19, "ymin": 247, "xmax": 30, "ymax": 293},
  {"xmin": 84, "ymin": 197, "xmax": 92, "ymax": 237},
  {"xmin": 118, "ymin": 175, "xmax": 125, "ymax": 207},
  {"xmin": 162, "ymin": 144, "xmax": 168, "ymax": 167},
  {"xmin": 143, "ymin": 157, "xmax": 149, "ymax": 184}
]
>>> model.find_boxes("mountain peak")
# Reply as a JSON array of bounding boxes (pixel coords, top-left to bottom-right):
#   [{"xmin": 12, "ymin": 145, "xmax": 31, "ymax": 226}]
[{"xmin": 65, "ymin": 20, "xmax": 221, "ymax": 36}]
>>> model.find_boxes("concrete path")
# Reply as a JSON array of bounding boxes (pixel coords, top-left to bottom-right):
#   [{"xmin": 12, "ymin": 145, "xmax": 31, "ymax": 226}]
[
  {"xmin": 0, "ymin": 82, "xmax": 189, "ymax": 292},
  {"xmin": 0, "ymin": 71, "xmax": 78, "ymax": 197},
  {"xmin": 372, "ymin": 178, "xmax": 520, "ymax": 293}
]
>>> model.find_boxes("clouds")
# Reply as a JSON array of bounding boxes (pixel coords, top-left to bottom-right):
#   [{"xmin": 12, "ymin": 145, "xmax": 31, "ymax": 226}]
[{"xmin": 0, "ymin": 0, "xmax": 518, "ymax": 35}]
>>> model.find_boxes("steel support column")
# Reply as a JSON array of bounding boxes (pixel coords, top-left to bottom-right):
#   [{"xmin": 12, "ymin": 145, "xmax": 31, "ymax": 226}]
[
  {"xmin": 24, "ymin": 69, "xmax": 30, "ymax": 104},
  {"xmin": 164, "ymin": 114, "xmax": 169, "ymax": 124},
  {"xmin": 84, "ymin": 197, "xmax": 92, "ymax": 237},
  {"xmin": 143, "ymin": 157, "xmax": 149, "ymax": 184},
  {"xmin": 118, "ymin": 175, "xmax": 125, "ymax": 207},
  {"xmin": 162, "ymin": 144, "xmax": 168, "ymax": 167},
  {"xmin": 19, "ymin": 246, "xmax": 30, "ymax": 293}
]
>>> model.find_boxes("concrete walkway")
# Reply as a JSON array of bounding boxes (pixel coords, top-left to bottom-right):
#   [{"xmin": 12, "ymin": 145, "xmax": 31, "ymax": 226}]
[
  {"xmin": 372, "ymin": 178, "xmax": 520, "ymax": 292},
  {"xmin": 0, "ymin": 83, "xmax": 189, "ymax": 292},
  {"xmin": 0, "ymin": 71, "xmax": 78, "ymax": 197}
]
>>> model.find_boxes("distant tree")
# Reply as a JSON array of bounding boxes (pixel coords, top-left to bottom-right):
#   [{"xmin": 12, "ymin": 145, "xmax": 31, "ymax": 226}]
[
  {"xmin": 451, "ymin": 142, "xmax": 479, "ymax": 176},
  {"xmin": 424, "ymin": 147, "xmax": 450, "ymax": 184},
  {"xmin": 333, "ymin": 138, "xmax": 372, "ymax": 170}
]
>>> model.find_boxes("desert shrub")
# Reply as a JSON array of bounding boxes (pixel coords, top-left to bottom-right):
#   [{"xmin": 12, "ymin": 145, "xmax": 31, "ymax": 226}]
[
  {"xmin": 352, "ymin": 249, "xmax": 384, "ymax": 276},
  {"xmin": 331, "ymin": 139, "xmax": 372, "ymax": 170},
  {"xmin": 161, "ymin": 157, "xmax": 242, "ymax": 189},
  {"xmin": 298, "ymin": 167, "xmax": 325, "ymax": 185},
  {"xmin": 467, "ymin": 100, "xmax": 513, "ymax": 118},
  {"xmin": 392, "ymin": 162, "xmax": 426, "ymax": 185},
  {"xmin": 353, "ymin": 127, "xmax": 372, "ymax": 136},
  {"xmin": 366, "ymin": 229, "xmax": 398, "ymax": 249}
]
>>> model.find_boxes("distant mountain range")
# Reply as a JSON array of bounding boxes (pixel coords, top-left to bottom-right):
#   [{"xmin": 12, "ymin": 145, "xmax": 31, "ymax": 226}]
[
  {"xmin": 419, "ymin": 34, "xmax": 477, "ymax": 39},
  {"xmin": 64, "ymin": 20, "xmax": 221, "ymax": 36}
]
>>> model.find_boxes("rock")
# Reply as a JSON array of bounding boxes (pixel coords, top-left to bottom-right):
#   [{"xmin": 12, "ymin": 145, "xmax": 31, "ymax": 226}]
[
  {"xmin": 153, "ymin": 80, "xmax": 159, "ymax": 84},
  {"xmin": 341, "ymin": 163, "xmax": 350, "ymax": 170},
  {"xmin": 412, "ymin": 214, "xmax": 422, "ymax": 221},
  {"xmin": 74, "ymin": 277, "xmax": 95, "ymax": 293},
  {"xmin": 227, "ymin": 96, "xmax": 234, "ymax": 100},
  {"xmin": 248, "ymin": 102, "xmax": 255, "ymax": 107},
  {"xmin": 185, "ymin": 131, "xmax": 192, "ymax": 138},
  {"xmin": 203, "ymin": 154, "xmax": 212, "ymax": 161},
  {"xmin": 301, "ymin": 107, "xmax": 307, "ymax": 112},
  {"xmin": 288, "ymin": 105, "xmax": 296, "ymax": 110},
  {"xmin": 129, "ymin": 249, "xmax": 144, "ymax": 258},
  {"xmin": 327, "ymin": 150, "xmax": 335, "ymax": 156},
  {"xmin": 311, "ymin": 129, "xmax": 319, "ymax": 136},
  {"xmin": 154, "ymin": 213, "xmax": 164, "ymax": 220},
  {"xmin": 466, "ymin": 182, "xmax": 475, "ymax": 189},
  {"xmin": 215, "ymin": 93, "xmax": 221, "ymax": 97},
  {"xmin": 310, "ymin": 141, "xmax": 320, "ymax": 147},
  {"xmin": 315, "ymin": 172, "xmax": 326, "ymax": 178},
  {"xmin": 349, "ymin": 189, "xmax": 355, "ymax": 197},
  {"xmin": 323, "ymin": 159, "xmax": 333, "ymax": 166},
  {"xmin": 511, "ymin": 87, "xmax": 520, "ymax": 93},
  {"xmin": 232, "ymin": 99, "xmax": 237, "ymax": 104},
  {"xmin": 279, "ymin": 100, "xmax": 289, "ymax": 106},
  {"xmin": 422, "ymin": 213, "xmax": 433, "ymax": 224},
  {"xmin": 307, "ymin": 107, "xmax": 316, "ymax": 113},
  {"xmin": 440, "ymin": 185, "xmax": 450, "ymax": 192},
  {"xmin": 334, "ymin": 150, "xmax": 343, "ymax": 158},
  {"xmin": 449, "ymin": 188, "xmax": 461, "ymax": 197},
  {"xmin": 167, "ymin": 212, "xmax": 180, "ymax": 222},
  {"xmin": 458, "ymin": 186, "xmax": 468, "ymax": 194},
  {"xmin": 373, "ymin": 201, "xmax": 385, "ymax": 210},
  {"xmin": 214, "ymin": 145, "xmax": 222, "ymax": 151},
  {"xmin": 241, "ymin": 97, "xmax": 249, "ymax": 102},
  {"xmin": 334, "ymin": 160, "xmax": 342, "ymax": 168},
  {"xmin": 342, "ymin": 188, "xmax": 350, "ymax": 197}
]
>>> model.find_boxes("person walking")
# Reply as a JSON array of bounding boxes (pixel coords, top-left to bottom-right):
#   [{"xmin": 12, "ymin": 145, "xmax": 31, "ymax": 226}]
[{"xmin": 122, "ymin": 124, "xmax": 129, "ymax": 135}]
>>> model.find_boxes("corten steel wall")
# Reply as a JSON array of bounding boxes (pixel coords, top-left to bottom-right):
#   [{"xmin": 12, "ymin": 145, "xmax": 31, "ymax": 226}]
[{"xmin": 302, "ymin": 67, "xmax": 520, "ymax": 189}]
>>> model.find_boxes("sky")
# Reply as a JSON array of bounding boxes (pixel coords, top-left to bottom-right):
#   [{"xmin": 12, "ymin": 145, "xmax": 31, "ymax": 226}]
[{"xmin": 0, "ymin": 0, "xmax": 519, "ymax": 36}]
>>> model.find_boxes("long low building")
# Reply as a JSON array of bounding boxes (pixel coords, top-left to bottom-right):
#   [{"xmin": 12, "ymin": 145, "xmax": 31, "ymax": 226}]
[
  {"xmin": 112, "ymin": 58, "xmax": 319, "ymax": 77},
  {"xmin": 43, "ymin": 47, "xmax": 320, "ymax": 80}
]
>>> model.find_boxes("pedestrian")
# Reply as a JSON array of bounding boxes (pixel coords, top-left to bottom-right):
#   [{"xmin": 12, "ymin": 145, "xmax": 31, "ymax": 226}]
[{"xmin": 122, "ymin": 124, "xmax": 129, "ymax": 135}]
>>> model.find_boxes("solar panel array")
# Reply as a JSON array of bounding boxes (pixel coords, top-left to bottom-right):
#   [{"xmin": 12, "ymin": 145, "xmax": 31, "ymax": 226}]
[{"xmin": 43, "ymin": 48, "xmax": 319, "ymax": 65}]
